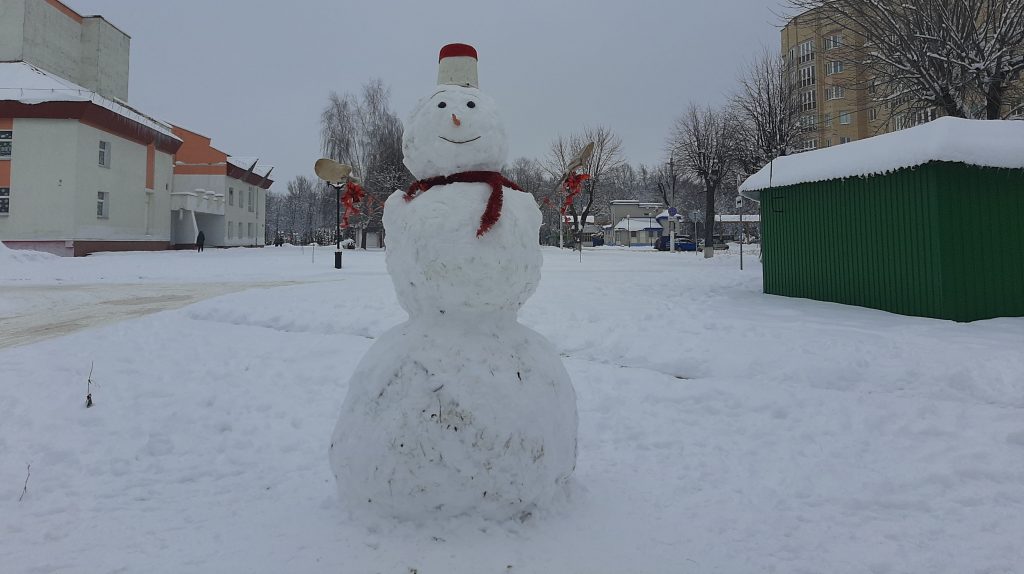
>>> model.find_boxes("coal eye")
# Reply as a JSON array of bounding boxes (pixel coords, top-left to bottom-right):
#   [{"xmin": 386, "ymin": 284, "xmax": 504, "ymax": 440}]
[
  {"xmin": 437, "ymin": 101, "xmax": 447, "ymax": 109},
  {"xmin": 467, "ymin": 101, "xmax": 476, "ymax": 108}
]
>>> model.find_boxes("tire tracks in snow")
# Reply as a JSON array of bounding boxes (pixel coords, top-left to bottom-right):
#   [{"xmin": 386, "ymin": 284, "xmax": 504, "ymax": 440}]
[{"xmin": 0, "ymin": 281, "xmax": 303, "ymax": 349}]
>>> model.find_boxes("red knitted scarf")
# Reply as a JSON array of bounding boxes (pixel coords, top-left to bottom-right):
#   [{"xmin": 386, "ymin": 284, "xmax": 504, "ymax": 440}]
[{"xmin": 405, "ymin": 171, "xmax": 524, "ymax": 237}]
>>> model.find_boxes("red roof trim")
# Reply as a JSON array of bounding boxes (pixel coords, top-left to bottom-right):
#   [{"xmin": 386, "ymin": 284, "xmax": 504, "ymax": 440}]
[
  {"xmin": 226, "ymin": 162, "xmax": 274, "ymax": 189},
  {"xmin": 439, "ymin": 43, "xmax": 477, "ymax": 61},
  {"xmin": 0, "ymin": 101, "xmax": 181, "ymax": 154}
]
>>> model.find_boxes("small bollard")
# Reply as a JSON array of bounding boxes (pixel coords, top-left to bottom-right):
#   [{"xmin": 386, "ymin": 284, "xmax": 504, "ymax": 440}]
[{"xmin": 334, "ymin": 249, "xmax": 342, "ymax": 269}]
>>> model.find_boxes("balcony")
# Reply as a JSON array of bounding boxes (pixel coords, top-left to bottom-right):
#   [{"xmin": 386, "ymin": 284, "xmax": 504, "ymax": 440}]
[{"xmin": 170, "ymin": 189, "xmax": 225, "ymax": 215}]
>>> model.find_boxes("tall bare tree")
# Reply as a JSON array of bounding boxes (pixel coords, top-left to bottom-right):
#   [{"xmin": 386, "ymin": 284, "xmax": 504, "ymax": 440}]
[
  {"xmin": 321, "ymin": 79, "xmax": 411, "ymax": 247},
  {"xmin": 785, "ymin": 0, "xmax": 1024, "ymax": 121},
  {"xmin": 670, "ymin": 104, "xmax": 739, "ymax": 259},
  {"xmin": 543, "ymin": 126, "xmax": 625, "ymax": 250},
  {"xmin": 732, "ymin": 47, "xmax": 801, "ymax": 170}
]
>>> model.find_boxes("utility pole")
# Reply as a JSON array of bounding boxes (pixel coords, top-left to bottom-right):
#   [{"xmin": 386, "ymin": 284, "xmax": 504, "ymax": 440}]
[{"xmin": 669, "ymin": 156, "xmax": 677, "ymax": 253}]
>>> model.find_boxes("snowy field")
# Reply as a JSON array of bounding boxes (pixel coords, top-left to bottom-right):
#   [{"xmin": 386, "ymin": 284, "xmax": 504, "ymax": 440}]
[{"xmin": 2, "ymin": 244, "xmax": 1023, "ymax": 574}]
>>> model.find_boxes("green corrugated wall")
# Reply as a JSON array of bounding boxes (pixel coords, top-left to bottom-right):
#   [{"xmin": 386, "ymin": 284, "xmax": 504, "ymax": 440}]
[{"xmin": 759, "ymin": 161, "xmax": 1024, "ymax": 322}]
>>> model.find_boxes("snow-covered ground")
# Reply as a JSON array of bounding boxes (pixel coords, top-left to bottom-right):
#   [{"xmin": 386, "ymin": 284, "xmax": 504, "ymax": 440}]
[{"xmin": 2, "ymin": 244, "xmax": 1022, "ymax": 573}]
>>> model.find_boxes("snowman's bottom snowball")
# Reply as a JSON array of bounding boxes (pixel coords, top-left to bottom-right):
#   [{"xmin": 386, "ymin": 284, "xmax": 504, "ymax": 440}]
[{"xmin": 329, "ymin": 315, "xmax": 578, "ymax": 520}]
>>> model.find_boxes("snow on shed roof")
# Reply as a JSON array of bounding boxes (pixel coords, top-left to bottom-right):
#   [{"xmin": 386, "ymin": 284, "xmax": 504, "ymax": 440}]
[
  {"xmin": 739, "ymin": 117, "xmax": 1024, "ymax": 199},
  {"xmin": 0, "ymin": 62, "xmax": 178, "ymax": 140}
]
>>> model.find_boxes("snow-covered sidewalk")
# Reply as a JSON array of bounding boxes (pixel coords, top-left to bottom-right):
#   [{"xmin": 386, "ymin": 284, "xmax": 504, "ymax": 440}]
[{"xmin": 1, "ymin": 245, "xmax": 1022, "ymax": 573}]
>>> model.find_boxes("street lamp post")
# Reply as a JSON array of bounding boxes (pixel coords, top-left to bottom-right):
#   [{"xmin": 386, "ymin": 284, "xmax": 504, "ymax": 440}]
[{"xmin": 313, "ymin": 158, "xmax": 353, "ymax": 270}]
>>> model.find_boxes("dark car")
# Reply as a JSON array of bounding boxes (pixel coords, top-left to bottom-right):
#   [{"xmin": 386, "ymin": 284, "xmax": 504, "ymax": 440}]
[{"xmin": 654, "ymin": 235, "xmax": 697, "ymax": 251}]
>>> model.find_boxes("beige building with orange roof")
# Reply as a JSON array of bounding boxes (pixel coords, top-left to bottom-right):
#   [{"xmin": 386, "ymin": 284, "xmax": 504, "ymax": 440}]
[{"xmin": 170, "ymin": 126, "xmax": 272, "ymax": 249}]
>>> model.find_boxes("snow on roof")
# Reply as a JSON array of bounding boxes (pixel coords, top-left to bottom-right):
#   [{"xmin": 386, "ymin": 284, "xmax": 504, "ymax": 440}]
[
  {"xmin": 715, "ymin": 214, "xmax": 760, "ymax": 223},
  {"xmin": 655, "ymin": 209, "xmax": 684, "ymax": 222},
  {"xmin": 0, "ymin": 62, "xmax": 179, "ymax": 140},
  {"xmin": 739, "ymin": 117, "xmax": 1024, "ymax": 198},
  {"xmin": 227, "ymin": 157, "xmax": 274, "ymax": 178},
  {"xmin": 613, "ymin": 217, "xmax": 662, "ymax": 231}
]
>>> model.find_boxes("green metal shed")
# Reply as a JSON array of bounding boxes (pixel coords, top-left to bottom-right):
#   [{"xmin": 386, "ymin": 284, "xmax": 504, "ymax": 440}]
[{"xmin": 740, "ymin": 118, "xmax": 1024, "ymax": 322}]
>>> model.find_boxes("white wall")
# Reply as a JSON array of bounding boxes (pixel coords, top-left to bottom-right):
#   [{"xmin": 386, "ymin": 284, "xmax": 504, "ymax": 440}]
[
  {"xmin": 224, "ymin": 177, "xmax": 265, "ymax": 246},
  {"xmin": 73, "ymin": 123, "xmax": 171, "ymax": 241},
  {"xmin": 0, "ymin": 118, "xmax": 79, "ymax": 241},
  {"xmin": 79, "ymin": 17, "xmax": 129, "ymax": 102},
  {"xmin": 21, "ymin": 0, "xmax": 82, "ymax": 87},
  {"xmin": 0, "ymin": 0, "xmax": 26, "ymax": 62}
]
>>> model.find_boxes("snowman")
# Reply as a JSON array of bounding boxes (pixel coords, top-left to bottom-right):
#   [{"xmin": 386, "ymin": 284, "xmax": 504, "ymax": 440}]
[{"xmin": 329, "ymin": 44, "xmax": 578, "ymax": 520}]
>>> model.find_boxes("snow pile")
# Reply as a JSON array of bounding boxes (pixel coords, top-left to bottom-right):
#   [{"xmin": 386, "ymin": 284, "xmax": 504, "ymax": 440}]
[
  {"xmin": 329, "ymin": 52, "xmax": 577, "ymax": 520},
  {"xmin": 740, "ymin": 117, "xmax": 1024, "ymax": 196},
  {"xmin": 1, "ymin": 248, "xmax": 1023, "ymax": 572},
  {"xmin": 0, "ymin": 241, "xmax": 59, "ymax": 265}
]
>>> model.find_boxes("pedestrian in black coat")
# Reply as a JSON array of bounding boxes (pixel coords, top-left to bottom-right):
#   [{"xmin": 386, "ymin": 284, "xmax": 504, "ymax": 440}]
[{"xmin": 196, "ymin": 230, "xmax": 205, "ymax": 252}]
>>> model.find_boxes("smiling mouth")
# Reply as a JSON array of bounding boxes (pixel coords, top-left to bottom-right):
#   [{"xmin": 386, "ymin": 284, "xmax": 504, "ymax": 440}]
[{"xmin": 439, "ymin": 136, "xmax": 481, "ymax": 144}]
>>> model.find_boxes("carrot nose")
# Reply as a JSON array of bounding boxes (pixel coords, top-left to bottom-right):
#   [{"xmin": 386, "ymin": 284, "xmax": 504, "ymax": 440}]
[{"xmin": 451, "ymin": 114, "xmax": 461, "ymax": 126}]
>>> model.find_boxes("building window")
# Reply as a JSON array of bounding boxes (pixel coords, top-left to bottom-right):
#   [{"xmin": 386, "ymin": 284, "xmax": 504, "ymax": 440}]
[
  {"xmin": 98, "ymin": 141, "xmax": 111, "ymax": 167},
  {"xmin": 248, "ymin": 189, "xmax": 254, "ymax": 212},
  {"xmin": 869, "ymin": 107, "xmax": 879, "ymax": 121},
  {"xmin": 826, "ymin": 60, "xmax": 844, "ymax": 75},
  {"xmin": 0, "ymin": 187, "xmax": 9, "ymax": 214},
  {"xmin": 823, "ymin": 138, "xmax": 832, "ymax": 147},
  {"xmin": 228, "ymin": 221, "xmax": 233, "ymax": 239},
  {"xmin": 916, "ymin": 108, "xmax": 937, "ymax": 124},
  {"xmin": 826, "ymin": 86, "xmax": 846, "ymax": 100},
  {"xmin": 825, "ymin": 34, "xmax": 844, "ymax": 50},
  {"xmin": 799, "ymin": 65, "xmax": 815, "ymax": 87},
  {"xmin": 248, "ymin": 222, "xmax": 254, "ymax": 238},
  {"xmin": 0, "ymin": 130, "xmax": 11, "ymax": 160},
  {"xmin": 96, "ymin": 191, "xmax": 109, "ymax": 218},
  {"xmin": 798, "ymin": 40, "xmax": 815, "ymax": 64},
  {"xmin": 824, "ymin": 112, "xmax": 833, "ymax": 127},
  {"xmin": 799, "ymin": 138, "xmax": 818, "ymax": 151},
  {"xmin": 840, "ymin": 136, "xmax": 853, "ymax": 144},
  {"xmin": 229, "ymin": 188, "xmax": 234, "ymax": 206},
  {"xmin": 801, "ymin": 90, "xmax": 817, "ymax": 111},
  {"xmin": 840, "ymin": 111, "xmax": 852, "ymax": 124},
  {"xmin": 238, "ymin": 222, "xmax": 243, "ymax": 239}
]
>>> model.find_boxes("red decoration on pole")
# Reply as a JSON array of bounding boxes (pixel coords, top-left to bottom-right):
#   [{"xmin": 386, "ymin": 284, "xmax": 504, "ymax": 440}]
[
  {"xmin": 340, "ymin": 180, "xmax": 365, "ymax": 228},
  {"xmin": 560, "ymin": 172, "xmax": 590, "ymax": 215}
]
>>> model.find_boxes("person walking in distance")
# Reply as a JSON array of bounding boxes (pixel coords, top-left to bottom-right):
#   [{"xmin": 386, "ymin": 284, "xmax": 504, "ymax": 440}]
[{"xmin": 196, "ymin": 230, "xmax": 205, "ymax": 252}]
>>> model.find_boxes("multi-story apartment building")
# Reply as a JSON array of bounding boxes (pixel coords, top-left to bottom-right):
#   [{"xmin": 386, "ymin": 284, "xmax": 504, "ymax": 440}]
[
  {"xmin": 782, "ymin": 8, "xmax": 878, "ymax": 151},
  {"xmin": 782, "ymin": 6, "xmax": 1021, "ymax": 152}
]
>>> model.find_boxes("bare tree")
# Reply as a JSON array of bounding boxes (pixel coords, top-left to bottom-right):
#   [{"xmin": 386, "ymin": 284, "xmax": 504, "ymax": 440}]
[
  {"xmin": 321, "ymin": 79, "xmax": 411, "ymax": 247},
  {"xmin": 504, "ymin": 157, "xmax": 558, "ymax": 244},
  {"xmin": 732, "ymin": 47, "xmax": 801, "ymax": 170},
  {"xmin": 670, "ymin": 104, "xmax": 739, "ymax": 259},
  {"xmin": 543, "ymin": 126, "xmax": 625, "ymax": 250},
  {"xmin": 785, "ymin": 0, "xmax": 1024, "ymax": 122}
]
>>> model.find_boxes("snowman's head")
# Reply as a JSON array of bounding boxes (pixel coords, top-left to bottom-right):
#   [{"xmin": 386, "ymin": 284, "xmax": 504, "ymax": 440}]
[{"xmin": 403, "ymin": 86, "xmax": 507, "ymax": 179}]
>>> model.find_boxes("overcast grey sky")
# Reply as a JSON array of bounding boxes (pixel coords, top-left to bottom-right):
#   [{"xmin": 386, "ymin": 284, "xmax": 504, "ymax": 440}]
[{"xmin": 74, "ymin": 0, "xmax": 784, "ymax": 191}]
